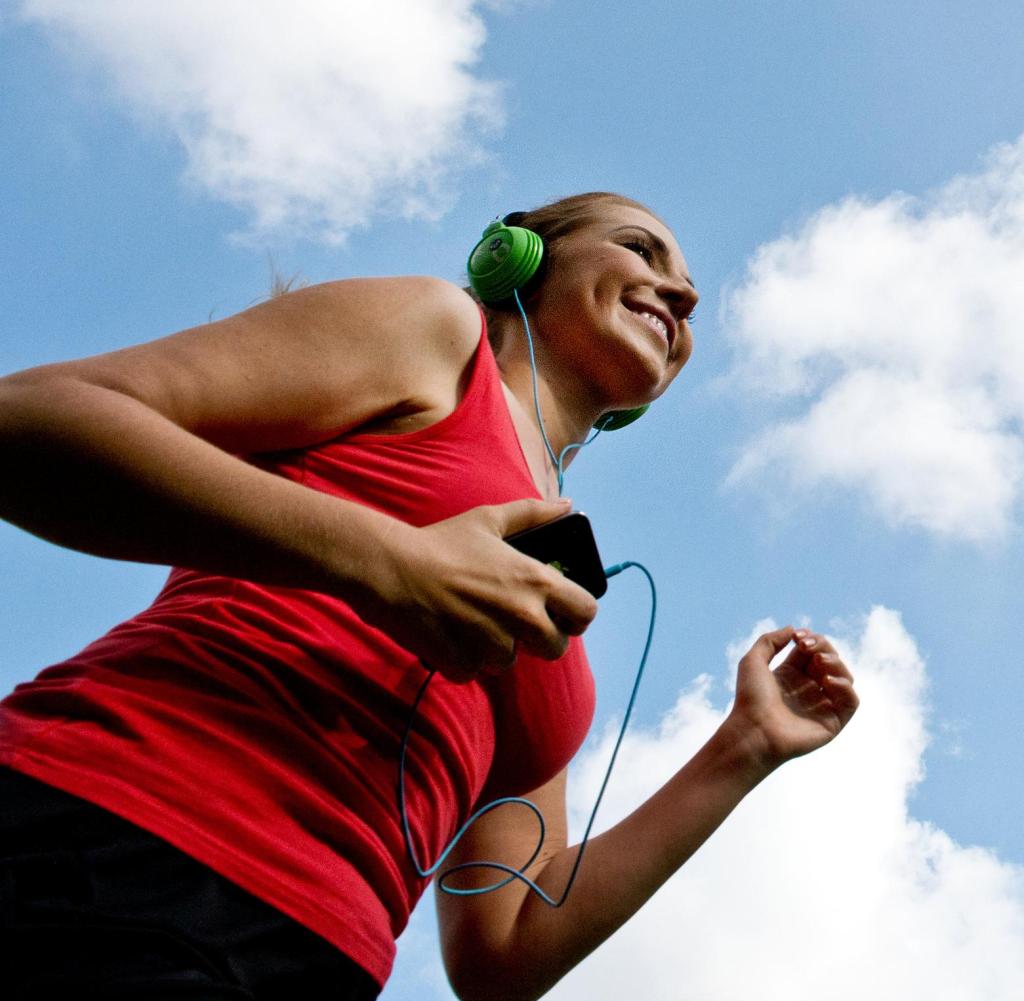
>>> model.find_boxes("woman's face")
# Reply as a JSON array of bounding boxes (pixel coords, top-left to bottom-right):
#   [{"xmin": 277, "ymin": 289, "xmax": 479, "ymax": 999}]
[{"xmin": 532, "ymin": 204, "xmax": 699, "ymax": 411}]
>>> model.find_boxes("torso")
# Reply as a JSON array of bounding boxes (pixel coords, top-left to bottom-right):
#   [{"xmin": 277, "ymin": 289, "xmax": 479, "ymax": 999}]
[
  {"xmin": 500, "ymin": 383, "xmax": 561, "ymax": 500},
  {"xmin": 0, "ymin": 294, "xmax": 592, "ymax": 990},
  {"xmin": 350, "ymin": 344, "xmax": 560, "ymax": 501}
]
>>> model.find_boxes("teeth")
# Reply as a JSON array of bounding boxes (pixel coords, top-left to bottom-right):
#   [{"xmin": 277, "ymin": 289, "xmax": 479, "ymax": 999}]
[{"xmin": 636, "ymin": 310, "xmax": 668, "ymax": 340}]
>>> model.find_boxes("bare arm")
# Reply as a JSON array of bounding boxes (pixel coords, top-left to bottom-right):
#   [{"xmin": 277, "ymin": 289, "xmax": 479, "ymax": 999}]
[
  {"xmin": 436, "ymin": 627, "xmax": 860, "ymax": 999},
  {"xmin": 0, "ymin": 277, "xmax": 597, "ymax": 676},
  {"xmin": 0, "ymin": 277, "xmax": 469, "ymax": 593}
]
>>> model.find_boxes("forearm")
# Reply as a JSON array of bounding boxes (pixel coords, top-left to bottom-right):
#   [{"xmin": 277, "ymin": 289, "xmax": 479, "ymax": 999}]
[
  {"xmin": 444, "ymin": 628, "xmax": 859, "ymax": 1000},
  {"xmin": 0, "ymin": 374, "xmax": 406, "ymax": 600},
  {"xmin": 501, "ymin": 720, "xmax": 773, "ymax": 999}
]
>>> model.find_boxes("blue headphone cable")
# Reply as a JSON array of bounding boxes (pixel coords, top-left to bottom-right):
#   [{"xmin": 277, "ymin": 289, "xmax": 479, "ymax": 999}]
[
  {"xmin": 399, "ymin": 560, "xmax": 655, "ymax": 904},
  {"xmin": 398, "ymin": 286, "xmax": 657, "ymax": 903},
  {"xmin": 513, "ymin": 288, "xmax": 604, "ymax": 492}
]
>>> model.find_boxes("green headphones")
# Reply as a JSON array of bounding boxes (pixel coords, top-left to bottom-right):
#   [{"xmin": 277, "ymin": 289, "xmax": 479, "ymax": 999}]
[{"xmin": 467, "ymin": 216, "xmax": 650, "ymax": 432}]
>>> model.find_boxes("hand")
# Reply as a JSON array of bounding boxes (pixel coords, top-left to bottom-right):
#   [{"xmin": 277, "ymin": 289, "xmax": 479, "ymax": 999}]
[
  {"xmin": 725, "ymin": 626, "xmax": 859, "ymax": 772},
  {"xmin": 355, "ymin": 497, "xmax": 600, "ymax": 682}
]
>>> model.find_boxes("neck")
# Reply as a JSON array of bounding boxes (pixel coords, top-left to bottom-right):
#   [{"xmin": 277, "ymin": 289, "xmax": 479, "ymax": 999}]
[{"xmin": 490, "ymin": 312, "xmax": 604, "ymax": 476}]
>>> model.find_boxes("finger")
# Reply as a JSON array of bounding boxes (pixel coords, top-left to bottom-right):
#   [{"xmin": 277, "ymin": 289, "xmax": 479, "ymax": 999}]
[
  {"xmin": 492, "ymin": 496, "xmax": 572, "ymax": 537},
  {"xmin": 479, "ymin": 639, "xmax": 522, "ymax": 676},
  {"xmin": 503, "ymin": 576, "xmax": 580, "ymax": 660},
  {"xmin": 737, "ymin": 627, "xmax": 798, "ymax": 691},
  {"xmin": 807, "ymin": 649, "xmax": 854, "ymax": 684},
  {"xmin": 436, "ymin": 617, "xmax": 518, "ymax": 682},
  {"xmin": 444, "ymin": 643, "xmax": 518, "ymax": 682},
  {"xmin": 437, "ymin": 663, "xmax": 479, "ymax": 684},
  {"xmin": 792, "ymin": 630, "xmax": 838, "ymax": 658},
  {"xmin": 429, "ymin": 643, "xmax": 482, "ymax": 683},
  {"xmin": 517, "ymin": 619, "xmax": 570, "ymax": 661},
  {"xmin": 489, "ymin": 638, "xmax": 521, "ymax": 674},
  {"xmin": 745, "ymin": 625, "xmax": 798, "ymax": 666},
  {"xmin": 491, "ymin": 579, "xmax": 573, "ymax": 661},
  {"xmin": 789, "ymin": 632, "xmax": 852, "ymax": 685},
  {"xmin": 543, "ymin": 572, "xmax": 599, "ymax": 636},
  {"xmin": 821, "ymin": 673, "xmax": 860, "ymax": 725}
]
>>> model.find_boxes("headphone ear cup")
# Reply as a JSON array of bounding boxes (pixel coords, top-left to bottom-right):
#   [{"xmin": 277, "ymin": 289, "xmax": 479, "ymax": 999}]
[
  {"xmin": 467, "ymin": 220, "xmax": 544, "ymax": 304},
  {"xmin": 594, "ymin": 405, "xmax": 650, "ymax": 431},
  {"xmin": 468, "ymin": 216, "xmax": 650, "ymax": 433}
]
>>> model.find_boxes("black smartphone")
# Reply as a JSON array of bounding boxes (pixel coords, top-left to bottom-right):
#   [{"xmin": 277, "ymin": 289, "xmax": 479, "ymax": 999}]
[{"xmin": 504, "ymin": 510, "xmax": 607, "ymax": 598}]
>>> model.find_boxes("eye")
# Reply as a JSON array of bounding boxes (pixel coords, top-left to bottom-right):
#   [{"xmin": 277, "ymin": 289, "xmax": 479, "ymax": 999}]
[{"xmin": 622, "ymin": 239, "xmax": 654, "ymax": 264}]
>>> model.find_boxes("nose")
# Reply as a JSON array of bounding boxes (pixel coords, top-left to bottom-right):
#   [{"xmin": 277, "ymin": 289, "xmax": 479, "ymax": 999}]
[{"xmin": 656, "ymin": 276, "xmax": 699, "ymax": 324}]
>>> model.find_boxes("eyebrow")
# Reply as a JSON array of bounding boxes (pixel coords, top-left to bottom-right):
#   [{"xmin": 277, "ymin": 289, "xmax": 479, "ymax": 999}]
[{"xmin": 611, "ymin": 225, "xmax": 698, "ymax": 291}]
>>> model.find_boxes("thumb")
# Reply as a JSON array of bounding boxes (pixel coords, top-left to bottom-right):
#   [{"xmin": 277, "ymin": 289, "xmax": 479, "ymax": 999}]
[
  {"xmin": 492, "ymin": 496, "xmax": 572, "ymax": 538},
  {"xmin": 739, "ymin": 625, "xmax": 797, "ymax": 673}
]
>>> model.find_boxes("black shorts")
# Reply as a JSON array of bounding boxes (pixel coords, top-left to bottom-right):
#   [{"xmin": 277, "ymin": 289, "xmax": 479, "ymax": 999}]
[{"xmin": 0, "ymin": 767, "xmax": 381, "ymax": 1000}]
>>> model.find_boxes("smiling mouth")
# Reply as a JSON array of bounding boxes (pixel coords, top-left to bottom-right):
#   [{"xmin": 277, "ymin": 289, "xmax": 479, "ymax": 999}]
[{"xmin": 625, "ymin": 305, "xmax": 672, "ymax": 349}]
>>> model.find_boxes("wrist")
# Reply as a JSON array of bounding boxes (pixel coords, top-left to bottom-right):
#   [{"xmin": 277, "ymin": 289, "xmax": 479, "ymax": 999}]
[
  {"xmin": 328, "ymin": 506, "xmax": 419, "ymax": 616},
  {"xmin": 283, "ymin": 490, "xmax": 408, "ymax": 600},
  {"xmin": 710, "ymin": 714, "xmax": 785, "ymax": 786}
]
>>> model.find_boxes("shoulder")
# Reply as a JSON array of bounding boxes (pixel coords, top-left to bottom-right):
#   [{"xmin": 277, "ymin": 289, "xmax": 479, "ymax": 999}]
[
  {"xmin": 291, "ymin": 275, "xmax": 483, "ymax": 368},
  {"xmin": 29, "ymin": 275, "xmax": 488, "ymax": 453},
  {"xmin": 269, "ymin": 275, "xmax": 486, "ymax": 437}
]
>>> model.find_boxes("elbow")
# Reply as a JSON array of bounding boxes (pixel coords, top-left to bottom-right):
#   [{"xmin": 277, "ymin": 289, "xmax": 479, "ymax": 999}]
[
  {"xmin": 0, "ymin": 369, "xmax": 57, "ymax": 442},
  {"xmin": 445, "ymin": 959, "xmax": 502, "ymax": 1001},
  {"xmin": 0, "ymin": 367, "xmax": 97, "ymax": 447},
  {"xmin": 0, "ymin": 366, "xmax": 89, "ymax": 422},
  {"xmin": 448, "ymin": 978, "xmax": 535, "ymax": 1001},
  {"xmin": 445, "ymin": 954, "xmax": 559, "ymax": 1001}
]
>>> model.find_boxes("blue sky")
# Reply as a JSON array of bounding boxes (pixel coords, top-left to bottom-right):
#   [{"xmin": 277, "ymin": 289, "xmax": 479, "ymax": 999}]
[{"xmin": 3, "ymin": 2, "xmax": 1024, "ymax": 997}]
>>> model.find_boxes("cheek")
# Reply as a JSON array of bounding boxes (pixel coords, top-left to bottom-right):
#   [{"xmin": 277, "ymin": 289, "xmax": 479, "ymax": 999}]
[
  {"xmin": 677, "ymin": 326, "xmax": 694, "ymax": 365},
  {"xmin": 659, "ymin": 329, "xmax": 693, "ymax": 389}
]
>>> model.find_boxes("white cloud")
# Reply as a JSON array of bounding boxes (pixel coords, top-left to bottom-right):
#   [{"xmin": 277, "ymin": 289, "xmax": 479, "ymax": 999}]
[
  {"xmin": 21, "ymin": 0, "xmax": 506, "ymax": 243},
  {"xmin": 546, "ymin": 607, "xmax": 1024, "ymax": 1000},
  {"xmin": 722, "ymin": 135, "xmax": 1024, "ymax": 543},
  {"xmin": 384, "ymin": 608, "xmax": 1024, "ymax": 999}
]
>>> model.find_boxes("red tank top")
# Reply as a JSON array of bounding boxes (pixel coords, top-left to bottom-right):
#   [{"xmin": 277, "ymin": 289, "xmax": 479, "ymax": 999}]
[{"xmin": 0, "ymin": 319, "xmax": 595, "ymax": 989}]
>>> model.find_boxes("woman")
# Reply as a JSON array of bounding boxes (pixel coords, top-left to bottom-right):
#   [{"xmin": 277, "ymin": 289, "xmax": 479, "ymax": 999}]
[{"xmin": 0, "ymin": 192, "xmax": 858, "ymax": 1000}]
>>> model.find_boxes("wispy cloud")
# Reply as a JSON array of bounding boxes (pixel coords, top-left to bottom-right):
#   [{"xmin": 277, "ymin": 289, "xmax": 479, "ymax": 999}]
[
  {"xmin": 21, "ymin": 0, "xmax": 507, "ymax": 243},
  {"xmin": 721, "ymin": 136, "xmax": 1024, "ymax": 543},
  {"xmin": 548, "ymin": 607, "xmax": 1024, "ymax": 999}
]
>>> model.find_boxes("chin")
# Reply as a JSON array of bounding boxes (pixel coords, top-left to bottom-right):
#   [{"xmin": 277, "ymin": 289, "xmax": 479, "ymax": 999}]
[{"xmin": 620, "ymin": 358, "xmax": 670, "ymax": 402}]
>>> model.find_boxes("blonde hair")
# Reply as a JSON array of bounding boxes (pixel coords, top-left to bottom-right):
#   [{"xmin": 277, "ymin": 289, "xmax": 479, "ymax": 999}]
[{"xmin": 502, "ymin": 191, "xmax": 662, "ymax": 249}]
